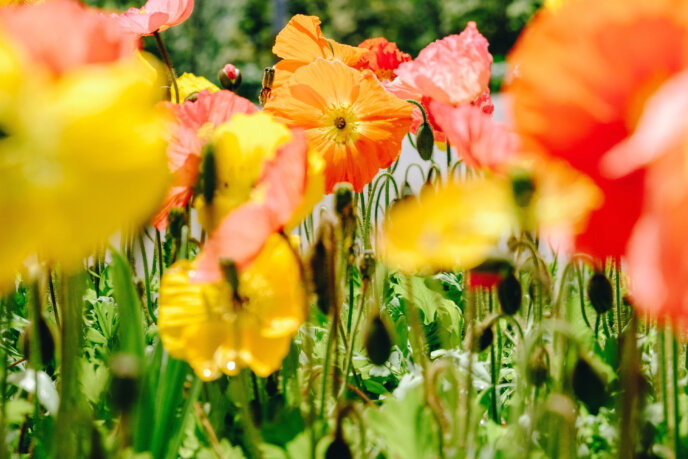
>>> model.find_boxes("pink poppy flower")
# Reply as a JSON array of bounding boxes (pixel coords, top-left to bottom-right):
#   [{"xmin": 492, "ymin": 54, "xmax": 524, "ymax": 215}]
[
  {"xmin": 113, "ymin": 0, "xmax": 194, "ymax": 36},
  {"xmin": 193, "ymin": 129, "xmax": 309, "ymax": 282},
  {"xmin": 429, "ymin": 100, "xmax": 518, "ymax": 170},
  {"xmin": 0, "ymin": 0, "xmax": 136, "ymax": 75},
  {"xmin": 153, "ymin": 90, "xmax": 258, "ymax": 230}
]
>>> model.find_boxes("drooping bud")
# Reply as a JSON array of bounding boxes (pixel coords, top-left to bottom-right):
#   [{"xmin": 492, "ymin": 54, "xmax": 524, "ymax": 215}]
[
  {"xmin": 110, "ymin": 353, "xmax": 142, "ymax": 414},
  {"xmin": 310, "ymin": 222, "xmax": 334, "ymax": 315},
  {"xmin": 572, "ymin": 357, "xmax": 607, "ymax": 414},
  {"xmin": 497, "ymin": 273, "xmax": 522, "ymax": 315},
  {"xmin": 199, "ymin": 146, "xmax": 217, "ymax": 205},
  {"xmin": 416, "ymin": 122, "xmax": 434, "ymax": 161},
  {"xmin": 365, "ymin": 316, "xmax": 392, "ymax": 365},
  {"xmin": 472, "ymin": 323, "xmax": 494, "ymax": 352},
  {"xmin": 168, "ymin": 207, "xmax": 186, "ymax": 241},
  {"xmin": 325, "ymin": 434, "xmax": 352, "ymax": 459},
  {"xmin": 259, "ymin": 67, "xmax": 275, "ymax": 105},
  {"xmin": 468, "ymin": 258, "xmax": 513, "ymax": 289},
  {"xmin": 527, "ymin": 345, "xmax": 549, "ymax": 387},
  {"xmin": 587, "ymin": 271, "xmax": 613, "ymax": 314},
  {"xmin": 510, "ymin": 171, "xmax": 536, "ymax": 208},
  {"xmin": 359, "ymin": 250, "xmax": 376, "ymax": 281},
  {"xmin": 22, "ymin": 316, "xmax": 55, "ymax": 366},
  {"xmin": 334, "ymin": 183, "xmax": 356, "ymax": 240},
  {"xmin": 218, "ymin": 64, "xmax": 242, "ymax": 91}
]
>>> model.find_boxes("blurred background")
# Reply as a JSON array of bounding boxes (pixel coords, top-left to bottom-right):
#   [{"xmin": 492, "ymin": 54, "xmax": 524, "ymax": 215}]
[{"xmin": 86, "ymin": 0, "xmax": 543, "ymax": 102}]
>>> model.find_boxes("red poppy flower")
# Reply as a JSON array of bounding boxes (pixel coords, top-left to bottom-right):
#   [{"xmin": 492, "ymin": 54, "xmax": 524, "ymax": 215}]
[
  {"xmin": 356, "ymin": 37, "xmax": 411, "ymax": 81},
  {"xmin": 112, "ymin": 0, "xmax": 194, "ymax": 36}
]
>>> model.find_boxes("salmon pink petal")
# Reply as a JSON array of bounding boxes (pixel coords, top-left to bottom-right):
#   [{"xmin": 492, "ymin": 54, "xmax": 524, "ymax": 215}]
[
  {"xmin": 395, "ymin": 22, "xmax": 492, "ymax": 106},
  {"xmin": 356, "ymin": 37, "xmax": 411, "ymax": 81},
  {"xmin": 112, "ymin": 0, "xmax": 194, "ymax": 36},
  {"xmin": 0, "ymin": 0, "xmax": 137, "ymax": 75},
  {"xmin": 429, "ymin": 100, "xmax": 517, "ymax": 170}
]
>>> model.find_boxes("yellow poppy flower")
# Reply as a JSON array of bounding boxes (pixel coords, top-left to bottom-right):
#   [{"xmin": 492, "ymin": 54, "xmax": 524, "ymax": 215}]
[
  {"xmin": 0, "ymin": 36, "xmax": 168, "ymax": 288},
  {"xmin": 286, "ymin": 150, "xmax": 325, "ymax": 231},
  {"xmin": 158, "ymin": 234, "xmax": 305, "ymax": 380},
  {"xmin": 175, "ymin": 72, "xmax": 219, "ymax": 102},
  {"xmin": 380, "ymin": 179, "xmax": 516, "ymax": 274}
]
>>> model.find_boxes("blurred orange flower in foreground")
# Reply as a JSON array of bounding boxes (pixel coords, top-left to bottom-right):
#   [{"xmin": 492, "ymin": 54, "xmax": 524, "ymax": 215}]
[
  {"xmin": 111, "ymin": 0, "xmax": 194, "ymax": 36},
  {"xmin": 0, "ymin": 0, "xmax": 137, "ymax": 75},
  {"xmin": 153, "ymin": 90, "xmax": 258, "ymax": 230},
  {"xmin": 264, "ymin": 58, "xmax": 413, "ymax": 193},
  {"xmin": 508, "ymin": 0, "xmax": 688, "ymax": 257},
  {"xmin": 271, "ymin": 15, "xmax": 366, "ymax": 90},
  {"xmin": 355, "ymin": 37, "xmax": 411, "ymax": 82}
]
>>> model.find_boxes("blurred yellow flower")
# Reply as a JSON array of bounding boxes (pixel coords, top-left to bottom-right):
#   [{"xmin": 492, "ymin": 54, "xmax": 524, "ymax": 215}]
[
  {"xmin": 175, "ymin": 72, "xmax": 219, "ymax": 102},
  {"xmin": 286, "ymin": 150, "xmax": 325, "ymax": 231},
  {"xmin": 380, "ymin": 179, "xmax": 515, "ymax": 274},
  {"xmin": 195, "ymin": 112, "xmax": 292, "ymax": 230},
  {"xmin": 0, "ymin": 35, "xmax": 168, "ymax": 288},
  {"xmin": 158, "ymin": 234, "xmax": 305, "ymax": 380}
]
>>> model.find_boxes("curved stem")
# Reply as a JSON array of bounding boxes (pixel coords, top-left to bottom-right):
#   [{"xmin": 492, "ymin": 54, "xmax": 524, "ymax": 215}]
[
  {"xmin": 153, "ymin": 31, "xmax": 180, "ymax": 104},
  {"xmin": 405, "ymin": 99, "xmax": 428, "ymax": 123}
]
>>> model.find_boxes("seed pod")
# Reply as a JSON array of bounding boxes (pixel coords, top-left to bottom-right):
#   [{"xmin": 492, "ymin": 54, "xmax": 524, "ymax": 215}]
[
  {"xmin": 22, "ymin": 316, "xmax": 55, "ymax": 366},
  {"xmin": 200, "ymin": 146, "xmax": 217, "ymax": 205},
  {"xmin": 511, "ymin": 172, "xmax": 536, "ymax": 208},
  {"xmin": 497, "ymin": 273, "xmax": 522, "ymax": 315},
  {"xmin": 110, "ymin": 353, "xmax": 141, "ymax": 414},
  {"xmin": 587, "ymin": 271, "xmax": 613, "ymax": 314},
  {"xmin": 416, "ymin": 122, "xmax": 434, "ymax": 161},
  {"xmin": 572, "ymin": 357, "xmax": 607, "ymax": 414},
  {"xmin": 527, "ymin": 345, "xmax": 549, "ymax": 387},
  {"xmin": 218, "ymin": 64, "xmax": 242, "ymax": 91},
  {"xmin": 365, "ymin": 316, "xmax": 392, "ymax": 365},
  {"xmin": 168, "ymin": 207, "xmax": 186, "ymax": 241},
  {"xmin": 473, "ymin": 324, "xmax": 494, "ymax": 352},
  {"xmin": 325, "ymin": 435, "xmax": 352, "ymax": 459}
]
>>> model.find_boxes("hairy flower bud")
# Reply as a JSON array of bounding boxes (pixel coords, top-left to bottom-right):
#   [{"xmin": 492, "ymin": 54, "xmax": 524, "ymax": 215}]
[
  {"xmin": 416, "ymin": 122, "xmax": 434, "ymax": 161},
  {"xmin": 310, "ymin": 223, "xmax": 335, "ymax": 315},
  {"xmin": 510, "ymin": 172, "xmax": 536, "ymax": 208},
  {"xmin": 527, "ymin": 345, "xmax": 549, "ymax": 387},
  {"xmin": 334, "ymin": 183, "xmax": 356, "ymax": 240},
  {"xmin": 168, "ymin": 207, "xmax": 186, "ymax": 241},
  {"xmin": 587, "ymin": 271, "xmax": 613, "ymax": 314},
  {"xmin": 326, "ymin": 435, "xmax": 352, "ymax": 459},
  {"xmin": 259, "ymin": 67, "xmax": 275, "ymax": 105},
  {"xmin": 472, "ymin": 323, "xmax": 494, "ymax": 352},
  {"xmin": 572, "ymin": 357, "xmax": 607, "ymax": 414},
  {"xmin": 359, "ymin": 250, "xmax": 376, "ymax": 281},
  {"xmin": 497, "ymin": 272, "xmax": 522, "ymax": 315},
  {"xmin": 218, "ymin": 64, "xmax": 242, "ymax": 91},
  {"xmin": 365, "ymin": 316, "xmax": 392, "ymax": 365}
]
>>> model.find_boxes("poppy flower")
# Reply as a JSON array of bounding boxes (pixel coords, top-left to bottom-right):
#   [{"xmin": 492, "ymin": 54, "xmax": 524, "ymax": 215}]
[
  {"xmin": 356, "ymin": 37, "xmax": 411, "ymax": 81},
  {"xmin": 112, "ymin": 0, "xmax": 194, "ymax": 36},
  {"xmin": 388, "ymin": 22, "xmax": 494, "ymax": 149},
  {"xmin": 264, "ymin": 58, "xmax": 414, "ymax": 193},
  {"xmin": 158, "ymin": 234, "xmax": 305, "ymax": 380},
  {"xmin": 0, "ymin": 35, "xmax": 169, "ymax": 290},
  {"xmin": 152, "ymin": 89, "xmax": 258, "ymax": 230},
  {"xmin": 191, "ymin": 113, "xmax": 313, "ymax": 282},
  {"xmin": 602, "ymin": 69, "xmax": 688, "ymax": 324},
  {"xmin": 271, "ymin": 14, "xmax": 367, "ymax": 90},
  {"xmin": 0, "ymin": 0, "xmax": 137, "ymax": 75},
  {"xmin": 175, "ymin": 72, "xmax": 219, "ymax": 102},
  {"xmin": 507, "ymin": 0, "xmax": 688, "ymax": 257},
  {"xmin": 380, "ymin": 178, "xmax": 516, "ymax": 274}
]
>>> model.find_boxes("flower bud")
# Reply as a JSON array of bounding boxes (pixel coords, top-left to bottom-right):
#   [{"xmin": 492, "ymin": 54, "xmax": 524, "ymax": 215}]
[
  {"xmin": 416, "ymin": 122, "xmax": 434, "ymax": 161},
  {"xmin": 587, "ymin": 271, "xmax": 613, "ymax": 314},
  {"xmin": 110, "ymin": 353, "xmax": 142, "ymax": 414},
  {"xmin": 510, "ymin": 172, "xmax": 536, "ymax": 208},
  {"xmin": 572, "ymin": 357, "xmax": 607, "ymax": 414},
  {"xmin": 200, "ymin": 146, "xmax": 217, "ymax": 205},
  {"xmin": 325, "ymin": 435, "xmax": 352, "ymax": 459},
  {"xmin": 218, "ymin": 64, "xmax": 242, "ymax": 91},
  {"xmin": 259, "ymin": 67, "xmax": 275, "ymax": 105},
  {"xmin": 334, "ymin": 183, "xmax": 356, "ymax": 240},
  {"xmin": 365, "ymin": 316, "xmax": 392, "ymax": 365},
  {"xmin": 184, "ymin": 92, "xmax": 199, "ymax": 103},
  {"xmin": 497, "ymin": 273, "xmax": 522, "ymax": 315},
  {"xmin": 472, "ymin": 323, "xmax": 494, "ymax": 352},
  {"xmin": 359, "ymin": 250, "xmax": 376, "ymax": 281},
  {"xmin": 22, "ymin": 316, "xmax": 55, "ymax": 366},
  {"xmin": 527, "ymin": 345, "xmax": 549, "ymax": 387},
  {"xmin": 168, "ymin": 207, "xmax": 186, "ymax": 241},
  {"xmin": 310, "ymin": 223, "xmax": 334, "ymax": 315}
]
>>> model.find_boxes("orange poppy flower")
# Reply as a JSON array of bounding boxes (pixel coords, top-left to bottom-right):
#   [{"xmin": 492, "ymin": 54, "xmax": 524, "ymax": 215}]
[
  {"xmin": 263, "ymin": 58, "xmax": 414, "ymax": 193},
  {"xmin": 153, "ymin": 90, "xmax": 258, "ymax": 230},
  {"xmin": 271, "ymin": 15, "xmax": 367, "ymax": 90},
  {"xmin": 507, "ymin": 0, "xmax": 688, "ymax": 257},
  {"xmin": 111, "ymin": 0, "xmax": 194, "ymax": 36},
  {"xmin": 355, "ymin": 37, "xmax": 411, "ymax": 81},
  {"xmin": 0, "ymin": 0, "xmax": 137, "ymax": 75}
]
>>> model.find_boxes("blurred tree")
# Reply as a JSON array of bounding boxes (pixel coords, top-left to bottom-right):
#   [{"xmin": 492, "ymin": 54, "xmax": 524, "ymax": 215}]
[{"xmin": 84, "ymin": 0, "xmax": 543, "ymax": 101}]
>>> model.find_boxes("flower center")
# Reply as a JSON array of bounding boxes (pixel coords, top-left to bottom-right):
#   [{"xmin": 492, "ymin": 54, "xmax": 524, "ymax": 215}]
[
  {"xmin": 334, "ymin": 116, "xmax": 346, "ymax": 129},
  {"xmin": 323, "ymin": 105, "xmax": 359, "ymax": 145}
]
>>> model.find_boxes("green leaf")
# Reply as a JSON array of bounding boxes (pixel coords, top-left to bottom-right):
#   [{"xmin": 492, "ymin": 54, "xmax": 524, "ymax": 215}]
[{"xmin": 110, "ymin": 251, "xmax": 145, "ymax": 359}]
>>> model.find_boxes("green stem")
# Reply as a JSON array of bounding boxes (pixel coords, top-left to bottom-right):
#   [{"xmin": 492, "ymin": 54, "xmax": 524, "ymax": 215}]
[
  {"xmin": 446, "ymin": 141, "xmax": 452, "ymax": 172},
  {"xmin": 153, "ymin": 31, "xmax": 180, "ymax": 104},
  {"xmin": 575, "ymin": 263, "xmax": 592, "ymax": 331},
  {"xmin": 156, "ymin": 229, "xmax": 164, "ymax": 278},
  {"xmin": 615, "ymin": 258, "xmax": 622, "ymax": 336},
  {"xmin": 489, "ymin": 291, "xmax": 499, "ymax": 423},
  {"xmin": 139, "ymin": 234, "xmax": 155, "ymax": 325},
  {"xmin": 672, "ymin": 334, "xmax": 681, "ymax": 458},
  {"xmin": 659, "ymin": 327, "xmax": 669, "ymax": 430}
]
